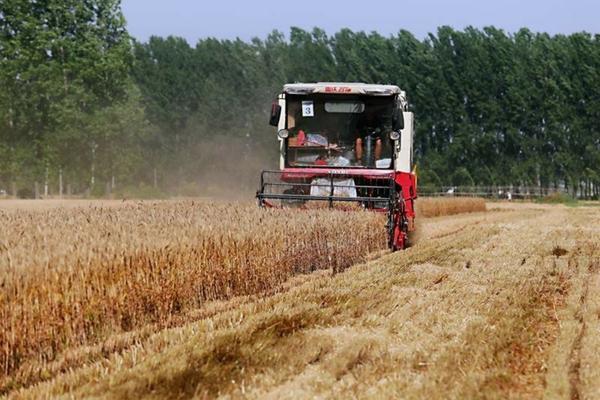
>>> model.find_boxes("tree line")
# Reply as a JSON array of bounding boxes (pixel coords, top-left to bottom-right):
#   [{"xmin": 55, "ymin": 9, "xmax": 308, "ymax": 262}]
[{"xmin": 1, "ymin": 0, "xmax": 599, "ymax": 198}]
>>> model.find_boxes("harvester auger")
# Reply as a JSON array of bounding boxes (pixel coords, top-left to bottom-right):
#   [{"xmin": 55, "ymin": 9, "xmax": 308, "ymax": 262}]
[{"xmin": 256, "ymin": 83, "xmax": 417, "ymax": 251}]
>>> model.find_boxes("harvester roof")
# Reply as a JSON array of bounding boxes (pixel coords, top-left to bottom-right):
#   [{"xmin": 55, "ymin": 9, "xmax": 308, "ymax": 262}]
[{"xmin": 283, "ymin": 82, "xmax": 402, "ymax": 96}]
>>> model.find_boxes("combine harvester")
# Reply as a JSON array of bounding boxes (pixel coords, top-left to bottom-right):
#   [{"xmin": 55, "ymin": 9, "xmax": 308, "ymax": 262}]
[{"xmin": 257, "ymin": 83, "xmax": 417, "ymax": 250}]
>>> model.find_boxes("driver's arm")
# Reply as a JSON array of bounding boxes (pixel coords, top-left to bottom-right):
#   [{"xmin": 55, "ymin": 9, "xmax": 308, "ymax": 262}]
[
  {"xmin": 375, "ymin": 138, "xmax": 382, "ymax": 160},
  {"xmin": 355, "ymin": 138, "xmax": 363, "ymax": 164}
]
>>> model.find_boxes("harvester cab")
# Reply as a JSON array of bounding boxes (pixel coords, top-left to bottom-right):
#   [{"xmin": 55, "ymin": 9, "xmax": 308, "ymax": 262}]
[{"xmin": 257, "ymin": 82, "xmax": 417, "ymax": 251}]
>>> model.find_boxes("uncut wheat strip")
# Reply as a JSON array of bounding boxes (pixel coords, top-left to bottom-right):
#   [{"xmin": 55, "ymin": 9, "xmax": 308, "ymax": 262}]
[
  {"xmin": 417, "ymin": 197, "xmax": 486, "ymax": 218},
  {"xmin": 0, "ymin": 202, "xmax": 386, "ymax": 383}
]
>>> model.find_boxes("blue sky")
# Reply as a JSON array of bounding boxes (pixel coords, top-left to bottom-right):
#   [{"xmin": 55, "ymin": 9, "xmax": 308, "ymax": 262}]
[{"xmin": 122, "ymin": 0, "xmax": 599, "ymax": 44}]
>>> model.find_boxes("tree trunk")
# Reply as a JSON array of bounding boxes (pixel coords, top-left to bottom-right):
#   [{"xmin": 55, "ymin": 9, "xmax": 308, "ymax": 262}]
[
  {"xmin": 44, "ymin": 166, "xmax": 49, "ymax": 197},
  {"xmin": 59, "ymin": 169, "xmax": 63, "ymax": 198}
]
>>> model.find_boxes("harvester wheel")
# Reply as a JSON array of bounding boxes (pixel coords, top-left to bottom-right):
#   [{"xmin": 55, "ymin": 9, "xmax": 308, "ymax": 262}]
[{"xmin": 388, "ymin": 197, "xmax": 409, "ymax": 251}]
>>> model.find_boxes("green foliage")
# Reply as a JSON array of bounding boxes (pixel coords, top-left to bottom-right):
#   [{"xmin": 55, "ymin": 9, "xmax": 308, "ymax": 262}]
[
  {"xmin": 537, "ymin": 192, "xmax": 578, "ymax": 205},
  {"xmin": 0, "ymin": 5, "xmax": 599, "ymax": 199},
  {"xmin": 452, "ymin": 167, "xmax": 476, "ymax": 187},
  {"xmin": 0, "ymin": 0, "xmax": 142, "ymax": 192}
]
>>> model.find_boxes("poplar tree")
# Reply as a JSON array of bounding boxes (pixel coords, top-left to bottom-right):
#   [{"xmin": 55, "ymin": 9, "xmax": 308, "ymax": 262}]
[{"xmin": 0, "ymin": 0, "xmax": 134, "ymax": 189}]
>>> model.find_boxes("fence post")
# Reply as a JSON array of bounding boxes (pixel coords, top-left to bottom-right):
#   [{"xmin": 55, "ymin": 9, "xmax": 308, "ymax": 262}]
[
  {"xmin": 59, "ymin": 169, "xmax": 63, "ymax": 198},
  {"xmin": 44, "ymin": 166, "xmax": 49, "ymax": 197}
]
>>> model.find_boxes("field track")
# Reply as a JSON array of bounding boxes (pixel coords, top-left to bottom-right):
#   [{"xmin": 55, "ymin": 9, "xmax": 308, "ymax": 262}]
[{"xmin": 2, "ymin": 200, "xmax": 600, "ymax": 399}]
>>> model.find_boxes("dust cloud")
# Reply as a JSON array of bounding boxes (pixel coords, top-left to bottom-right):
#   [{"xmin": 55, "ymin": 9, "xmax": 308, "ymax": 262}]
[{"xmin": 172, "ymin": 134, "xmax": 278, "ymax": 200}]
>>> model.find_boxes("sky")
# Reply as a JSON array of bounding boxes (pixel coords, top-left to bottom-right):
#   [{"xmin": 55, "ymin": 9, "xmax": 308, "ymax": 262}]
[{"xmin": 122, "ymin": 0, "xmax": 599, "ymax": 44}]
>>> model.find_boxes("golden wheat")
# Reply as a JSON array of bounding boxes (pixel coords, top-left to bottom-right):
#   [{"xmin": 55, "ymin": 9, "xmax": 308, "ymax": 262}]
[
  {"xmin": 10, "ymin": 203, "xmax": 599, "ymax": 400},
  {"xmin": 0, "ymin": 197, "xmax": 486, "ymax": 392},
  {"xmin": 0, "ymin": 201, "xmax": 387, "ymax": 383},
  {"xmin": 417, "ymin": 196, "xmax": 486, "ymax": 217}
]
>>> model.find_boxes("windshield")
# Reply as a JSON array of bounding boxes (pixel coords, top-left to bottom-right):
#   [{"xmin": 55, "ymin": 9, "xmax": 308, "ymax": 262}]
[{"xmin": 285, "ymin": 94, "xmax": 394, "ymax": 169}]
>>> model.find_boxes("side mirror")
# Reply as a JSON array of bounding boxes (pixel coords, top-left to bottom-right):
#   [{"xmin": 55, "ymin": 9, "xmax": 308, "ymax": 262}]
[
  {"xmin": 269, "ymin": 103, "xmax": 282, "ymax": 127},
  {"xmin": 392, "ymin": 104, "xmax": 404, "ymax": 131},
  {"xmin": 277, "ymin": 129, "xmax": 289, "ymax": 139}
]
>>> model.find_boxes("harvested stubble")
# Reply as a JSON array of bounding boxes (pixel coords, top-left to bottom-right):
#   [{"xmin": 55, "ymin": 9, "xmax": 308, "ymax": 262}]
[
  {"xmin": 0, "ymin": 201, "xmax": 386, "ymax": 386},
  {"xmin": 417, "ymin": 196, "xmax": 486, "ymax": 218}
]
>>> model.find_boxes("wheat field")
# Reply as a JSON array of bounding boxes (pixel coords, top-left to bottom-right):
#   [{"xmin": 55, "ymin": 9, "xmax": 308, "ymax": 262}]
[
  {"xmin": 3, "ymin": 198, "xmax": 599, "ymax": 399},
  {"xmin": 0, "ymin": 200, "xmax": 391, "ymax": 390},
  {"xmin": 416, "ymin": 196, "xmax": 486, "ymax": 217}
]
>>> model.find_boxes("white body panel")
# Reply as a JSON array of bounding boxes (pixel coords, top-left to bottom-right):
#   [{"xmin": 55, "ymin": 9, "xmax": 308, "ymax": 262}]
[
  {"xmin": 396, "ymin": 111, "xmax": 414, "ymax": 173},
  {"xmin": 277, "ymin": 94, "xmax": 286, "ymax": 169}
]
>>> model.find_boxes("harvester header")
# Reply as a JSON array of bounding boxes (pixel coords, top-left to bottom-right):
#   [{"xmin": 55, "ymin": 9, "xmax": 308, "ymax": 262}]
[{"xmin": 257, "ymin": 82, "xmax": 417, "ymax": 251}]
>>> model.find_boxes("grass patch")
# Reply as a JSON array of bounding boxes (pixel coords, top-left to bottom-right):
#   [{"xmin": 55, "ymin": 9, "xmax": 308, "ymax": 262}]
[{"xmin": 537, "ymin": 192, "xmax": 578, "ymax": 205}]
